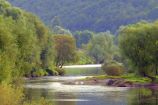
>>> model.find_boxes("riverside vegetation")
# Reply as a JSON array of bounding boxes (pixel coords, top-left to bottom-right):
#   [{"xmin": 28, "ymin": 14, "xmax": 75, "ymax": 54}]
[{"xmin": 0, "ymin": 0, "xmax": 158, "ymax": 105}]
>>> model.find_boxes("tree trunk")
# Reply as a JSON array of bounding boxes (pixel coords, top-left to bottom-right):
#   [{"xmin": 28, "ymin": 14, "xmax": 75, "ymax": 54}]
[
  {"xmin": 139, "ymin": 67, "xmax": 156, "ymax": 82},
  {"xmin": 156, "ymin": 64, "xmax": 158, "ymax": 75}
]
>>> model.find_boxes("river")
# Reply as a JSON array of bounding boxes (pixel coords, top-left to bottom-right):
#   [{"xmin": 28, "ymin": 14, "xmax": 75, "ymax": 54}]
[{"xmin": 24, "ymin": 65, "xmax": 158, "ymax": 105}]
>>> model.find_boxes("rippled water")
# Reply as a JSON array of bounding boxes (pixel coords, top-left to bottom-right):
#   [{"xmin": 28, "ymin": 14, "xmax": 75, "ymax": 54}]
[{"xmin": 24, "ymin": 76, "xmax": 158, "ymax": 105}]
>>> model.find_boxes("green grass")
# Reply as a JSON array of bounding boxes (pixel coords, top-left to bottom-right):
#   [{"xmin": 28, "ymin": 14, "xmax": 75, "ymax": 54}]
[
  {"xmin": 65, "ymin": 67, "xmax": 104, "ymax": 76},
  {"xmin": 84, "ymin": 74, "xmax": 152, "ymax": 84}
]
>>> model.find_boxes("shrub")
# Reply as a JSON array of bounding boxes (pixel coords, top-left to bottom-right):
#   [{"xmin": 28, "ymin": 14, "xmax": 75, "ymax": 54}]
[
  {"xmin": 54, "ymin": 67, "xmax": 65, "ymax": 76},
  {"xmin": 52, "ymin": 70, "xmax": 59, "ymax": 76},
  {"xmin": 45, "ymin": 68, "xmax": 59, "ymax": 76},
  {"xmin": 0, "ymin": 84, "xmax": 23, "ymax": 105},
  {"xmin": 102, "ymin": 61, "xmax": 125, "ymax": 76},
  {"xmin": 0, "ymin": 84, "xmax": 53, "ymax": 105},
  {"xmin": 23, "ymin": 97, "xmax": 53, "ymax": 105},
  {"xmin": 32, "ymin": 69, "xmax": 48, "ymax": 77}
]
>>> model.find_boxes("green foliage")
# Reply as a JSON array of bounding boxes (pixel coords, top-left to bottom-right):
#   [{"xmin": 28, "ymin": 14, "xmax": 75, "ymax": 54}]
[
  {"xmin": 53, "ymin": 35, "xmax": 77, "ymax": 68},
  {"xmin": 0, "ymin": 0, "xmax": 54, "ymax": 83},
  {"xmin": 23, "ymin": 98, "xmax": 53, "ymax": 105},
  {"xmin": 9, "ymin": 0, "xmax": 158, "ymax": 33},
  {"xmin": 87, "ymin": 32, "xmax": 116, "ymax": 63},
  {"xmin": 54, "ymin": 67, "xmax": 65, "ymax": 76},
  {"xmin": 32, "ymin": 69, "xmax": 48, "ymax": 77},
  {"xmin": 119, "ymin": 21, "xmax": 158, "ymax": 79},
  {"xmin": 44, "ymin": 68, "xmax": 58, "ymax": 76},
  {"xmin": 86, "ymin": 74, "xmax": 151, "ymax": 83},
  {"xmin": 0, "ymin": 84, "xmax": 23, "ymax": 105},
  {"xmin": 0, "ymin": 84, "xmax": 53, "ymax": 105},
  {"xmin": 74, "ymin": 30, "xmax": 94, "ymax": 48},
  {"xmin": 0, "ymin": 1, "xmax": 54, "ymax": 105},
  {"xmin": 75, "ymin": 50, "xmax": 94, "ymax": 65},
  {"xmin": 0, "ymin": 16, "xmax": 18, "ymax": 83},
  {"xmin": 102, "ymin": 61, "xmax": 125, "ymax": 76}
]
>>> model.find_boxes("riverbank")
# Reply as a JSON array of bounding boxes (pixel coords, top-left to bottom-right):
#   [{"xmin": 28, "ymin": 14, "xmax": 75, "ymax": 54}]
[
  {"xmin": 24, "ymin": 75, "xmax": 158, "ymax": 105},
  {"xmin": 63, "ymin": 74, "xmax": 158, "ymax": 88},
  {"xmin": 25, "ymin": 74, "xmax": 158, "ymax": 88}
]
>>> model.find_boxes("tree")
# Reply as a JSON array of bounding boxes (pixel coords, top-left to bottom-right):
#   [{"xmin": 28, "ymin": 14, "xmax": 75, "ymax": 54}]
[
  {"xmin": 10, "ymin": 0, "xmax": 158, "ymax": 33},
  {"xmin": 0, "ymin": 0, "xmax": 55, "ymax": 79},
  {"xmin": 0, "ymin": 16, "xmax": 18, "ymax": 83},
  {"xmin": 0, "ymin": 1, "xmax": 55, "ymax": 104},
  {"xmin": 53, "ymin": 35, "xmax": 77, "ymax": 68},
  {"xmin": 87, "ymin": 32, "xmax": 115, "ymax": 63},
  {"xmin": 40, "ymin": 35, "xmax": 54, "ymax": 68},
  {"xmin": 119, "ymin": 21, "xmax": 158, "ymax": 81},
  {"xmin": 75, "ymin": 50, "xmax": 94, "ymax": 65},
  {"xmin": 74, "ymin": 30, "xmax": 94, "ymax": 48}
]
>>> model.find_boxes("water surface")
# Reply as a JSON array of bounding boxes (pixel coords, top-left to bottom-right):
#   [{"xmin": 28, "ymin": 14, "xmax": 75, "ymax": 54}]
[{"xmin": 25, "ymin": 76, "xmax": 158, "ymax": 105}]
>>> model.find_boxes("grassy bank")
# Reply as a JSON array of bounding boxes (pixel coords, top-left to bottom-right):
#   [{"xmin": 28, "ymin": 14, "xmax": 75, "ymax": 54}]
[{"xmin": 84, "ymin": 74, "xmax": 153, "ymax": 84}]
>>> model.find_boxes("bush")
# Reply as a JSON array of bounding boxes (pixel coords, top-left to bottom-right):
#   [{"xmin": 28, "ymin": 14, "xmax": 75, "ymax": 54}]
[
  {"xmin": 23, "ymin": 97, "xmax": 53, "ymax": 105},
  {"xmin": 0, "ymin": 84, "xmax": 53, "ymax": 105},
  {"xmin": 0, "ymin": 84, "xmax": 23, "ymax": 105},
  {"xmin": 45, "ymin": 68, "xmax": 59, "ymax": 76},
  {"xmin": 54, "ymin": 67, "xmax": 65, "ymax": 76},
  {"xmin": 32, "ymin": 69, "xmax": 48, "ymax": 77},
  {"xmin": 102, "ymin": 61, "xmax": 125, "ymax": 76}
]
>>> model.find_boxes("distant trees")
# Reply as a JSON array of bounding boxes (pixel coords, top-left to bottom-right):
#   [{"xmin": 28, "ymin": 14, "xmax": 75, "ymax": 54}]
[
  {"xmin": 9, "ymin": 0, "xmax": 158, "ymax": 33},
  {"xmin": 119, "ymin": 21, "xmax": 158, "ymax": 81},
  {"xmin": 87, "ymin": 32, "xmax": 116, "ymax": 64},
  {"xmin": 53, "ymin": 35, "xmax": 77, "ymax": 68},
  {"xmin": 75, "ymin": 50, "xmax": 94, "ymax": 65},
  {"xmin": 74, "ymin": 30, "xmax": 94, "ymax": 48},
  {"xmin": 53, "ymin": 26, "xmax": 72, "ymax": 35}
]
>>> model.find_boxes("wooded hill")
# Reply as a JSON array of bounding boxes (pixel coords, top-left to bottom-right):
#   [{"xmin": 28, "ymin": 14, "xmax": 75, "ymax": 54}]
[{"xmin": 9, "ymin": 0, "xmax": 158, "ymax": 33}]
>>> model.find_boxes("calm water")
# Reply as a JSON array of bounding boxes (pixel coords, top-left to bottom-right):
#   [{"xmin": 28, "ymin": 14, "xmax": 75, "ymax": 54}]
[
  {"xmin": 25, "ymin": 65, "xmax": 158, "ymax": 105},
  {"xmin": 25, "ymin": 76, "xmax": 158, "ymax": 105},
  {"xmin": 63, "ymin": 64, "xmax": 103, "ymax": 76}
]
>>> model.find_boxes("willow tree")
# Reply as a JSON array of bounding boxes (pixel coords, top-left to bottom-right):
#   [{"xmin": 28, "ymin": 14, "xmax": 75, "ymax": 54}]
[
  {"xmin": 87, "ymin": 32, "xmax": 115, "ymax": 63},
  {"xmin": 53, "ymin": 35, "xmax": 77, "ymax": 68},
  {"xmin": 0, "ymin": 16, "xmax": 18, "ymax": 83},
  {"xmin": 119, "ymin": 21, "xmax": 158, "ymax": 81},
  {"xmin": 0, "ymin": 0, "xmax": 55, "ymax": 79}
]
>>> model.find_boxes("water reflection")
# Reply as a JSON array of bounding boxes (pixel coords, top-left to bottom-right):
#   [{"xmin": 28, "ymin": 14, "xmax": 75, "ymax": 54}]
[
  {"xmin": 53, "ymin": 93, "xmax": 77, "ymax": 105},
  {"xmin": 24, "ymin": 80, "xmax": 128, "ymax": 105},
  {"xmin": 24, "ymin": 77, "xmax": 158, "ymax": 105},
  {"xmin": 128, "ymin": 88, "xmax": 158, "ymax": 105}
]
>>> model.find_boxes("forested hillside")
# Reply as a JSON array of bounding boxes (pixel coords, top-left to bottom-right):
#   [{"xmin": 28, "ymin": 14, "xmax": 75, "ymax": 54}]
[{"xmin": 9, "ymin": 0, "xmax": 158, "ymax": 33}]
